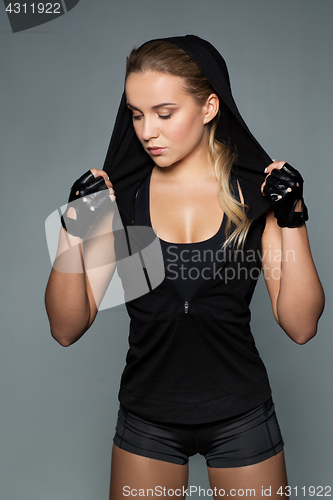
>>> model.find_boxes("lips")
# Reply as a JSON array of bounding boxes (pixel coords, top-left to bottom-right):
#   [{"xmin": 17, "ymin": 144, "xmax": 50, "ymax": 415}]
[{"xmin": 147, "ymin": 147, "xmax": 166, "ymax": 155}]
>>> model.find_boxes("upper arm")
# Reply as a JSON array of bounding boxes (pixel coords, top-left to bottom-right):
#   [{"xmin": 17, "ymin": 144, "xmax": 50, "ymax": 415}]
[
  {"xmin": 236, "ymin": 178, "xmax": 282, "ymax": 323},
  {"xmin": 261, "ymin": 205, "xmax": 283, "ymax": 323}
]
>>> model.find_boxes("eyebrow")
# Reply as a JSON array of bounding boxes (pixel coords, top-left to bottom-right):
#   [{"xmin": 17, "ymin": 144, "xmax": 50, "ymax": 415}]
[{"xmin": 126, "ymin": 102, "xmax": 177, "ymax": 111}]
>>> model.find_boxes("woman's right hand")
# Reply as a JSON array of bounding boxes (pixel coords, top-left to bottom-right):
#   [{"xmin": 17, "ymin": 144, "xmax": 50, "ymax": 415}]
[
  {"xmin": 90, "ymin": 168, "xmax": 116, "ymax": 200},
  {"xmin": 61, "ymin": 169, "xmax": 116, "ymax": 238}
]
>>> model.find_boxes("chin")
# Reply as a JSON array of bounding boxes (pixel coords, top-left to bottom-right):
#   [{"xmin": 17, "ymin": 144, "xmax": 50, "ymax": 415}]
[{"xmin": 153, "ymin": 158, "xmax": 174, "ymax": 168}]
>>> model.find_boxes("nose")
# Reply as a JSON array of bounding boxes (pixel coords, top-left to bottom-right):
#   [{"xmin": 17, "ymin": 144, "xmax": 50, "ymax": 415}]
[{"xmin": 141, "ymin": 116, "xmax": 159, "ymax": 142}]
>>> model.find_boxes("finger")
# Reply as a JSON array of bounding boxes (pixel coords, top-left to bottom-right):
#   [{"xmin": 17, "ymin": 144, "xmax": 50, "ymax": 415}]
[
  {"xmin": 260, "ymin": 161, "xmax": 285, "ymax": 196},
  {"xmin": 265, "ymin": 174, "xmax": 287, "ymax": 190},
  {"xmin": 89, "ymin": 176, "xmax": 115, "ymax": 197},
  {"xmin": 84, "ymin": 176, "xmax": 108, "ymax": 194},
  {"xmin": 281, "ymin": 162, "xmax": 303, "ymax": 182},
  {"xmin": 261, "ymin": 180, "xmax": 268, "ymax": 195},
  {"xmin": 90, "ymin": 168, "xmax": 110, "ymax": 181},
  {"xmin": 109, "ymin": 189, "xmax": 116, "ymax": 202},
  {"xmin": 269, "ymin": 168, "xmax": 300, "ymax": 190},
  {"xmin": 90, "ymin": 169, "xmax": 113, "ymax": 194},
  {"xmin": 261, "ymin": 167, "xmax": 275, "ymax": 194},
  {"xmin": 264, "ymin": 161, "xmax": 286, "ymax": 175},
  {"xmin": 99, "ymin": 177, "xmax": 114, "ymax": 195},
  {"xmin": 74, "ymin": 170, "xmax": 95, "ymax": 188}
]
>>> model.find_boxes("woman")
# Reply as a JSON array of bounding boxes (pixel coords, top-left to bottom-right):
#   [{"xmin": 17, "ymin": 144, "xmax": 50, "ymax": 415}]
[{"xmin": 45, "ymin": 35, "xmax": 325, "ymax": 499}]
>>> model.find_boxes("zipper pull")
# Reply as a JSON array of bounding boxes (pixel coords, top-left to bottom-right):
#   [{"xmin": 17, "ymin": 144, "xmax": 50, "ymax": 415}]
[{"xmin": 184, "ymin": 301, "xmax": 189, "ymax": 314}]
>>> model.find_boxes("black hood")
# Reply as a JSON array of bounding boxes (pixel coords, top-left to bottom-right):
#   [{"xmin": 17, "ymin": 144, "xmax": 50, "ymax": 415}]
[{"xmin": 102, "ymin": 34, "xmax": 272, "ymax": 225}]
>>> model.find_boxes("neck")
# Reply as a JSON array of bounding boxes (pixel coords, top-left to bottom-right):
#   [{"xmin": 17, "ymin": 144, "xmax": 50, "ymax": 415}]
[{"xmin": 154, "ymin": 136, "xmax": 216, "ymax": 183}]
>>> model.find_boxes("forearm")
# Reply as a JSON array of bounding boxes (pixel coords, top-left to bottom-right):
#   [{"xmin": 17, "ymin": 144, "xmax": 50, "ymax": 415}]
[
  {"xmin": 45, "ymin": 229, "xmax": 94, "ymax": 346},
  {"xmin": 276, "ymin": 223, "xmax": 325, "ymax": 343}
]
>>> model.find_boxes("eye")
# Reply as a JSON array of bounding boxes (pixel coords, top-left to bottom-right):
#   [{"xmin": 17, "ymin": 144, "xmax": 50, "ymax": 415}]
[{"xmin": 132, "ymin": 114, "xmax": 172, "ymax": 121}]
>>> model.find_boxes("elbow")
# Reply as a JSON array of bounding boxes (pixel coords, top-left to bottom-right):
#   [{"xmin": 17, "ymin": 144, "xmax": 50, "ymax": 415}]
[
  {"xmin": 292, "ymin": 302, "xmax": 325, "ymax": 345},
  {"xmin": 277, "ymin": 314, "xmax": 319, "ymax": 344},
  {"xmin": 46, "ymin": 312, "xmax": 92, "ymax": 347},
  {"xmin": 49, "ymin": 325, "xmax": 83, "ymax": 347},
  {"xmin": 277, "ymin": 299, "xmax": 324, "ymax": 345},
  {"xmin": 54, "ymin": 336, "xmax": 74, "ymax": 348},
  {"xmin": 290, "ymin": 325, "xmax": 318, "ymax": 345},
  {"xmin": 50, "ymin": 329, "xmax": 74, "ymax": 347},
  {"xmin": 293, "ymin": 334, "xmax": 316, "ymax": 345}
]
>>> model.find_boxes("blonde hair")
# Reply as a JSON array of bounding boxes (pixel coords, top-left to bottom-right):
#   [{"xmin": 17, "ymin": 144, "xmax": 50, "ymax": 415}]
[{"xmin": 125, "ymin": 40, "xmax": 252, "ymax": 250}]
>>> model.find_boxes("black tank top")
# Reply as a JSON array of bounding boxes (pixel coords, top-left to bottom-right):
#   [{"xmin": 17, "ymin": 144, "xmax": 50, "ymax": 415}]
[
  {"xmin": 117, "ymin": 168, "xmax": 271, "ymax": 425},
  {"xmin": 134, "ymin": 170, "xmax": 229, "ymax": 302}
]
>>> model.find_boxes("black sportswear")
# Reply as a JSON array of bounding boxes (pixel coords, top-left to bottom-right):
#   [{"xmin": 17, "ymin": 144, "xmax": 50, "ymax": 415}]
[
  {"xmin": 113, "ymin": 396, "xmax": 284, "ymax": 467},
  {"xmin": 102, "ymin": 35, "xmax": 279, "ymax": 425},
  {"xmin": 113, "ymin": 166, "xmax": 271, "ymax": 424}
]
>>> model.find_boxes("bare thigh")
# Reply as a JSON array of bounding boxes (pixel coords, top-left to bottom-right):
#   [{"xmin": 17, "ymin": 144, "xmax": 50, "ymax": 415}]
[
  {"xmin": 109, "ymin": 444, "xmax": 189, "ymax": 500},
  {"xmin": 207, "ymin": 449, "xmax": 288, "ymax": 500}
]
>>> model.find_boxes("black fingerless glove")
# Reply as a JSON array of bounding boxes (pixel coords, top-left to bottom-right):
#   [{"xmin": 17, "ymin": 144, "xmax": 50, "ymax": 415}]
[
  {"xmin": 61, "ymin": 170, "xmax": 111, "ymax": 238},
  {"xmin": 263, "ymin": 162, "xmax": 309, "ymax": 228}
]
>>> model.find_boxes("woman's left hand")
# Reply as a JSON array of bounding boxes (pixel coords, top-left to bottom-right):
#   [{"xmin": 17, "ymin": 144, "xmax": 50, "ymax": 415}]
[
  {"xmin": 260, "ymin": 161, "xmax": 324, "ymax": 344},
  {"xmin": 261, "ymin": 160, "xmax": 308, "ymax": 228}
]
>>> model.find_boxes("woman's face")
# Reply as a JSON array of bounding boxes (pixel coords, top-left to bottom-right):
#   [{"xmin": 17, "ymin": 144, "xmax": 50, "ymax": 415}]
[{"xmin": 125, "ymin": 70, "xmax": 218, "ymax": 168}]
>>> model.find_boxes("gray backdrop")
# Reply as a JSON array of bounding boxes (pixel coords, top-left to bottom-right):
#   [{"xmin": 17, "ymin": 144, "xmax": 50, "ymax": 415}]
[{"xmin": 1, "ymin": 0, "xmax": 332, "ymax": 498}]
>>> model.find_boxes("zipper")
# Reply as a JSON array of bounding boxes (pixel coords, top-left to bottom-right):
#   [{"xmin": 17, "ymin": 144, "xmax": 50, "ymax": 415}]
[
  {"xmin": 160, "ymin": 245, "xmax": 231, "ymax": 314},
  {"xmin": 126, "ymin": 222, "xmax": 231, "ymax": 314}
]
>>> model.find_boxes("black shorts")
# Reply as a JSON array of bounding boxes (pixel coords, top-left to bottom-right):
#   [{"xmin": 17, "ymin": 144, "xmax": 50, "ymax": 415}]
[{"xmin": 113, "ymin": 397, "xmax": 284, "ymax": 468}]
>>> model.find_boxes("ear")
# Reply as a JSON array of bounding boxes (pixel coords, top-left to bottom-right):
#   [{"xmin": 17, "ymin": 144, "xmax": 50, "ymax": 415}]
[{"xmin": 203, "ymin": 93, "xmax": 219, "ymax": 124}]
